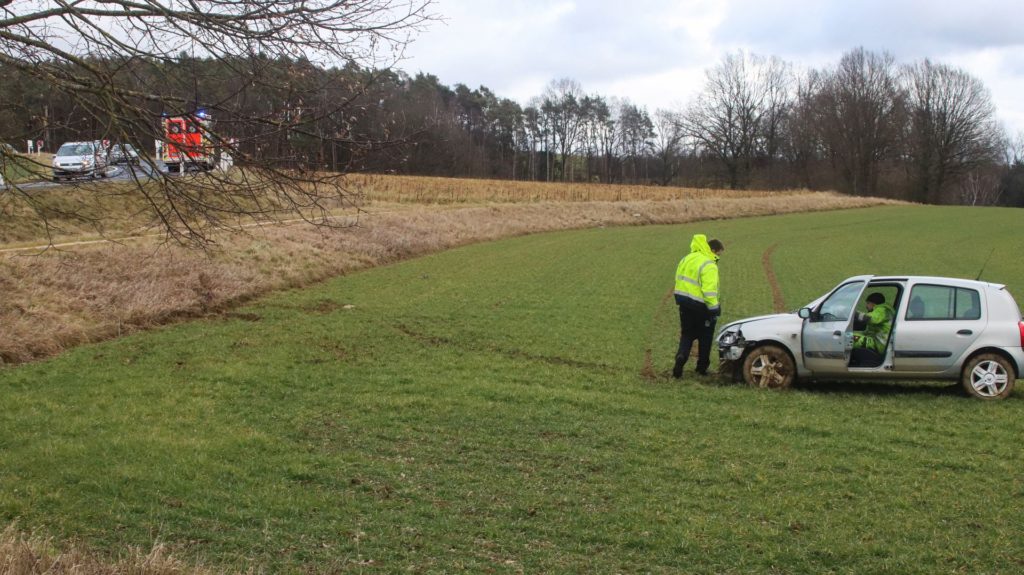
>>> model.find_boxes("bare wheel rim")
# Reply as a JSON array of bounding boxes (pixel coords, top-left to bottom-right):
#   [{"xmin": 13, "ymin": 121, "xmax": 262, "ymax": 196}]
[
  {"xmin": 750, "ymin": 352, "xmax": 789, "ymax": 388},
  {"xmin": 970, "ymin": 360, "xmax": 1009, "ymax": 397}
]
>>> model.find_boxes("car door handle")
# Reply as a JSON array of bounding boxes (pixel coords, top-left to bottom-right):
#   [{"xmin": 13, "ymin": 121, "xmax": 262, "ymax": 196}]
[
  {"xmin": 833, "ymin": 330, "xmax": 842, "ymax": 337},
  {"xmin": 957, "ymin": 329, "xmax": 973, "ymax": 336}
]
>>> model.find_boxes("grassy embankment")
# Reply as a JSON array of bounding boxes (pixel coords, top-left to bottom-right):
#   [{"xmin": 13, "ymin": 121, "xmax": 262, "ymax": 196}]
[
  {"xmin": 2, "ymin": 205, "xmax": 1023, "ymax": 573},
  {"xmin": 0, "ymin": 153, "xmax": 50, "ymax": 185},
  {"xmin": 0, "ymin": 175, "xmax": 894, "ymax": 364}
]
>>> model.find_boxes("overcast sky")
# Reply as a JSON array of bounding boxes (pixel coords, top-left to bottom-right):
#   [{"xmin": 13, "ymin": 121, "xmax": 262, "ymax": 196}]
[{"xmin": 401, "ymin": 0, "xmax": 1024, "ymax": 137}]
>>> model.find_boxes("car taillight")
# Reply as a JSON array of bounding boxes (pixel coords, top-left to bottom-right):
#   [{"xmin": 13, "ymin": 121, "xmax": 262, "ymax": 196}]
[{"xmin": 1019, "ymin": 321, "xmax": 1024, "ymax": 348}]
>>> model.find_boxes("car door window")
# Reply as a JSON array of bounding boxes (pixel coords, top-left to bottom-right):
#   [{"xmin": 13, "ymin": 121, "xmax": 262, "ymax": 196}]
[
  {"xmin": 906, "ymin": 285, "xmax": 981, "ymax": 321},
  {"xmin": 818, "ymin": 281, "xmax": 864, "ymax": 321}
]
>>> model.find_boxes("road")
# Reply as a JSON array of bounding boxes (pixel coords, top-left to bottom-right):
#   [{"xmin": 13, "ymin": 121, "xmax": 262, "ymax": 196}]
[{"xmin": 15, "ymin": 161, "xmax": 169, "ymax": 190}]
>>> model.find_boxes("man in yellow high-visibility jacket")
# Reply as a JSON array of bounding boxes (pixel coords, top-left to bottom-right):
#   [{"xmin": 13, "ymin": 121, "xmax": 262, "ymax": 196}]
[{"xmin": 672, "ymin": 234, "xmax": 724, "ymax": 378}]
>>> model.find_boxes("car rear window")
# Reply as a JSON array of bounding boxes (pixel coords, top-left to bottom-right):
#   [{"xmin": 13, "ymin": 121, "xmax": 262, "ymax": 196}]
[{"xmin": 907, "ymin": 285, "xmax": 981, "ymax": 320}]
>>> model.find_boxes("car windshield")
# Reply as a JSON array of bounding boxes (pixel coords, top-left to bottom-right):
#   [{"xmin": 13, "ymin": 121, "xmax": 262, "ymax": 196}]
[{"xmin": 56, "ymin": 143, "xmax": 94, "ymax": 156}]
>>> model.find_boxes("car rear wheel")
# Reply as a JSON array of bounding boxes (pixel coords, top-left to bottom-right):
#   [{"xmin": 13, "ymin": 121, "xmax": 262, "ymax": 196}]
[
  {"xmin": 962, "ymin": 354, "xmax": 1015, "ymax": 400},
  {"xmin": 742, "ymin": 344, "xmax": 795, "ymax": 389}
]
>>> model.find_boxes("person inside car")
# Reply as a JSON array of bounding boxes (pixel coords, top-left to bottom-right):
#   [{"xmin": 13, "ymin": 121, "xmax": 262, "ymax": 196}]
[{"xmin": 852, "ymin": 292, "xmax": 895, "ymax": 354}]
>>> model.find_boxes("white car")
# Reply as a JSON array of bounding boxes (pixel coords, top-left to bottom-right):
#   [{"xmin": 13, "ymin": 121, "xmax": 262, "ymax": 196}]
[
  {"xmin": 107, "ymin": 143, "xmax": 140, "ymax": 165},
  {"xmin": 717, "ymin": 275, "xmax": 1024, "ymax": 399},
  {"xmin": 52, "ymin": 141, "xmax": 108, "ymax": 180}
]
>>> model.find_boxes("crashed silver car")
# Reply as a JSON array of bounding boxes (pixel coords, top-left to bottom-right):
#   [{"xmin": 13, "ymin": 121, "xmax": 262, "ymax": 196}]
[
  {"xmin": 52, "ymin": 140, "xmax": 108, "ymax": 181},
  {"xmin": 717, "ymin": 275, "xmax": 1024, "ymax": 399}
]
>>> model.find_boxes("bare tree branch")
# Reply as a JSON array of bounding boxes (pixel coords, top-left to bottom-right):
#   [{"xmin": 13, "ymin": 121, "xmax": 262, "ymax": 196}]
[{"xmin": 1, "ymin": 0, "xmax": 436, "ymax": 247}]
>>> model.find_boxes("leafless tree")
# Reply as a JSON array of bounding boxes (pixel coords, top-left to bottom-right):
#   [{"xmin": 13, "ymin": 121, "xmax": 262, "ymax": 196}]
[
  {"xmin": 1009, "ymin": 131, "xmax": 1024, "ymax": 166},
  {"xmin": 577, "ymin": 95, "xmax": 611, "ymax": 182},
  {"xmin": 0, "ymin": 0, "xmax": 435, "ymax": 246},
  {"xmin": 681, "ymin": 51, "xmax": 792, "ymax": 189},
  {"xmin": 541, "ymin": 78, "xmax": 586, "ymax": 182},
  {"xmin": 959, "ymin": 169, "xmax": 1003, "ymax": 206},
  {"xmin": 780, "ymin": 69, "xmax": 825, "ymax": 189},
  {"xmin": 651, "ymin": 109, "xmax": 684, "ymax": 186},
  {"xmin": 812, "ymin": 48, "xmax": 904, "ymax": 197},
  {"xmin": 616, "ymin": 101, "xmax": 654, "ymax": 183},
  {"xmin": 755, "ymin": 56, "xmax": 793, "ymax": 188},
  {"xmin": 591, "ymin": 97, "xmax": 618, "ymax": 183},
  {"xmin": 903, "ymin": 59, "xmax": 1004, "ymax": 204}
]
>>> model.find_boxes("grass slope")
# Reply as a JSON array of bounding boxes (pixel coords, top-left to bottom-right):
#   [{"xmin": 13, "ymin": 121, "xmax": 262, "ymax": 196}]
[{"xmin": 2, "ymin": 205, "xmax": 1024, "ymax": 573}]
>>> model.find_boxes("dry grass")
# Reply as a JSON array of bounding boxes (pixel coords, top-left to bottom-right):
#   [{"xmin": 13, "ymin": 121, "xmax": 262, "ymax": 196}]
[
  {"xmin": 0, "ymin": 524, "xmax": 214, "ymax": 575},
  {"xmin": 0, "ymin": 184, "xmax": 899, "ymax": 365},
  {"xmin": 0, "ymin": 173, "xmax": 786, "ymax": 246},
  {"xmin": 344, "ymin": 173, "xmax": 799, "ymax": 204}
]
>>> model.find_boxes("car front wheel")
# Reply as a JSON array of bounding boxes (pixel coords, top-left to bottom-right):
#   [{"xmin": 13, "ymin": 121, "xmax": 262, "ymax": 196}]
[
  {"xmin": 742, "ymin": 344, "xmax": 796, "ymax": 389},
  {"xmin": 962, "ymin": 354, "xmax": 1015, "ymax": 400}
]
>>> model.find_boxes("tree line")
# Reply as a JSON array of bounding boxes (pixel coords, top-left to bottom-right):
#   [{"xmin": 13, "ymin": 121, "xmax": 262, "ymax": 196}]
[{"xmin": 2, "ymin": 47, "xmax": 1022, "ymax": 207}]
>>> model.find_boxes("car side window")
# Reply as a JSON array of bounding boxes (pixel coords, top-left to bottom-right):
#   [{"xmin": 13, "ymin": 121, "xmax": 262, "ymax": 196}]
[
  {"xmin": 907, "ymin": 285, "xmax": 981, "ymax": 320},
  {"xmin": 955, "ymin": 288, "xmax": 981, "ymax": 320}
]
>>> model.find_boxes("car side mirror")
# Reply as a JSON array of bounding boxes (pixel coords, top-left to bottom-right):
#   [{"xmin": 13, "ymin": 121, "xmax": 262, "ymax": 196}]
[{"xmin": 798, "ymin": 308, "xmax": 811, "ymax": 319}]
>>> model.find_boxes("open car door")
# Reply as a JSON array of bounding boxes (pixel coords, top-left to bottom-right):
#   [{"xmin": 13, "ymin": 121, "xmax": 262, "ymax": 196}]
[{"xmin": 801, "ymin": 276, "xmax": 870, "ymax": 375}]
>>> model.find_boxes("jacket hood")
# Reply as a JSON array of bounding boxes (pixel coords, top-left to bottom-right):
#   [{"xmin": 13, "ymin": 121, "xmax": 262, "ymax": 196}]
[{"xmin": 690, "ymin": 234, "xmax": 717, "ymax": 261}]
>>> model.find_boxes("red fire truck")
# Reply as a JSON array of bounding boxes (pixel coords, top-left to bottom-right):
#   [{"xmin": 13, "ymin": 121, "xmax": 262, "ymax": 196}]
[{"xmin": 162, "ymin": 110, "xmax": 215, "ymax": 173}]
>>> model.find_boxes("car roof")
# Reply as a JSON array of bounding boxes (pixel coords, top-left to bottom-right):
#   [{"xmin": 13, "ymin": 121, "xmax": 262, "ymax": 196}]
[{"xmin": 863, "ymin": 275, "xmax": 1006, "ymax": 291}]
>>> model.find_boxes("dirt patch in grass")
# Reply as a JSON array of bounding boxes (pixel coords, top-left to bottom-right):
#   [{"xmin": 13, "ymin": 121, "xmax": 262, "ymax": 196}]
[{"xmin": 0, "ymin": 191, "xmax": 899, "ymax": 365}]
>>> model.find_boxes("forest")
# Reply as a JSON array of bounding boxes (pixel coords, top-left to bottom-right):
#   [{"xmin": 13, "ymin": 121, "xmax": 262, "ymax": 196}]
[{"xmin": 2, "ymin": 48, "xmax": 1022, "ymax": 206}]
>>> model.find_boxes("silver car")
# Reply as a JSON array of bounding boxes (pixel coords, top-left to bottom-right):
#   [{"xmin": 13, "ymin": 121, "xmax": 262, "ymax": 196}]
[
  {"xmin": 717, "ymin": 275, "xmax": 1024, "ymax": 399},
  {"xmin": 107, "ymin": 143, "xmax": 140, "ymax": 165},
  {"xmin": 52, "ymin": 140, "xmax": 108, "ymax": 180}
]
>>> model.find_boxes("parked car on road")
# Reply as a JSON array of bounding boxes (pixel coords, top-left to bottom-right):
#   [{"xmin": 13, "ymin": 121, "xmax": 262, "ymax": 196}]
[
  {"xmin": 717, "ymin": 275, "xmax": 1024, "ymax": 399},
  {"xmin": 52, "ymin": 141, "xmax": 108, "ymax": 180},
  {"xmin": 107, "ymin": 143, "xmax": 140, "ymax": 165}
]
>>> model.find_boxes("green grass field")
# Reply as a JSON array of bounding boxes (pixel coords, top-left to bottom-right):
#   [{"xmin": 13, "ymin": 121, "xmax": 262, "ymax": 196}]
[
  {"xmin": 0, "ymin": 153, "xmax": 49, "ymax": 184},
  {"xmin": 2, "ymin": 205, "xmax": 1024, "ymax": 573}
]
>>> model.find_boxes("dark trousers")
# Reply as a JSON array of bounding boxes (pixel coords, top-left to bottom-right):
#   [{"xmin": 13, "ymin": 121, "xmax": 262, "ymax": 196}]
[{"xmin": 674, "ymin": 297, "xmax": 715, "ymax": 375}]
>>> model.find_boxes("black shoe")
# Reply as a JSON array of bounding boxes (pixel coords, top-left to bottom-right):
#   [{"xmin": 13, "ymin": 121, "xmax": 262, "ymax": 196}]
[{"xmin": 672, "ymin": 361, "xmax": 684, "ymax": 379}]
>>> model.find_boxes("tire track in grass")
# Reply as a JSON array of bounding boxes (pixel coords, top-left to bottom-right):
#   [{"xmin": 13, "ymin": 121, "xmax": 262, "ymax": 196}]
[
  {"xmin": 641, "ymin": 288, "xmax": 677, "ymax": 380},
  {"xmin": 762, "ymin": 243, "xmax": 787, "ymax": 312}
]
